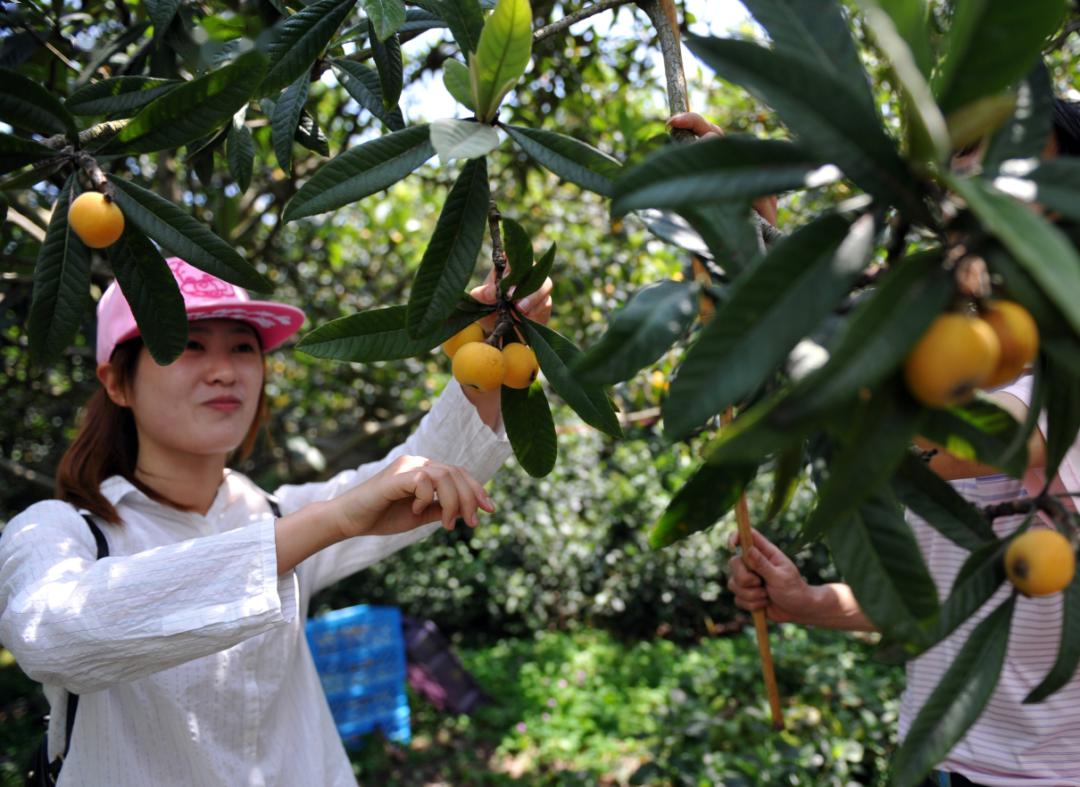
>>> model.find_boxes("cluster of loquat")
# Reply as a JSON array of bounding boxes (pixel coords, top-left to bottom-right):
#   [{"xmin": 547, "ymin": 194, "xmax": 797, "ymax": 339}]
[{"xmin": 442, "ymin": 322, "xmax": 539, "ymax": 392}]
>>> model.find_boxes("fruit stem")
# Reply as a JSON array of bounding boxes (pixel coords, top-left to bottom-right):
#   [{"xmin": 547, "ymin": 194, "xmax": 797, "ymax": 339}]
[
  {"xmin": 486, "ymin": 200, "xmax": 518, "ymax": 347},
  {"xmin": 74, "ymin": 151, "xmax": 112, "ymax": 198}
]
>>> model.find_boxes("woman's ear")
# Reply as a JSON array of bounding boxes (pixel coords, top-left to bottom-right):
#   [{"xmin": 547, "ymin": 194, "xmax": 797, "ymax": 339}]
[{"xmin": 97, "ymin": 362, "xmax": 130, "ymax": 407}]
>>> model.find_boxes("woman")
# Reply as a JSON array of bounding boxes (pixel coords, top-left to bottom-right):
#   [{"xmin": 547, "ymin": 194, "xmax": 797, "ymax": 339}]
[{"xmin": 0, "ymin": 256, "xmax": 551, "ymax": 786}]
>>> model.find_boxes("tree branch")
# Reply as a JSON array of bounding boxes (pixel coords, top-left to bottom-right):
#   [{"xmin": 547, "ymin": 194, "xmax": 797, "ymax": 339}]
[{"xmin": 533, "ymin": 0, "xmax": 637, "ymax": 43}]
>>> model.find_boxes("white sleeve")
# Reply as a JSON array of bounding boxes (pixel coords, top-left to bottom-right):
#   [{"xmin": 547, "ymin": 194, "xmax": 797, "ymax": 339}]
[
  {"xmin": 275, "ymin": 379, "xmax": 513, "ymax": 594},
  {"xmin": 0, "ymin": 501, "xmax": 298, "ymax": 694}
]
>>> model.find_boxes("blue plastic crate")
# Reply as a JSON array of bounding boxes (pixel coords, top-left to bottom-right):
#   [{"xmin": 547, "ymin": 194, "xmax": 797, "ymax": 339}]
[{"xmin": 305, "ymin": 605, "xmax": 410, "ymax": 746}]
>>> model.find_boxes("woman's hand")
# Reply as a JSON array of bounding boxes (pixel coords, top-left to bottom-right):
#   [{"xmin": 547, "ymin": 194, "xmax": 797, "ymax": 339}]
[
  {"xmin": 333, "ymin": 455, "xmax": 495, "ymax": 538},
  {"xmin": 668, "ymin": 112, "xmax": 779, "ymax": 226},
  {"xmin": 726, "ymin": 529, "xmax": 815, "ymax": 624},
  {"xmin": 471, "ymin": 270, "xmax": 554, "ymax": 327}
]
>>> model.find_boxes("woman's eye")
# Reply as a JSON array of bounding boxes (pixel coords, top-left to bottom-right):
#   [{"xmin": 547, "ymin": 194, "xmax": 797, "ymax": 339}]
[
  {"xmin": 234, "ymin": 342, "xmax": 257, "ymax": 353},
  {"xmin": 185, "ymin": 340, "xmax": 204, "ymax": 351}
]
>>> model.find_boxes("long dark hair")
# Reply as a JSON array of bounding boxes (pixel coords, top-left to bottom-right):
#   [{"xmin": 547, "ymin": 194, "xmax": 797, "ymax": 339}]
[{"xmin": 55, "ymin": 338, "xmax": 268, "ymax": 524}]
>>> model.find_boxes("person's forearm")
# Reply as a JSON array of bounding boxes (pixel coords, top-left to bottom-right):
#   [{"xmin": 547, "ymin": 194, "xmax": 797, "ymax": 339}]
[
  {"xmin": 798, "ymin": 583, "xmax": 879, "ymax": 632},
  {"xmin": 275, "ymin": 501, "xmax": 345, "ymax": 574}
]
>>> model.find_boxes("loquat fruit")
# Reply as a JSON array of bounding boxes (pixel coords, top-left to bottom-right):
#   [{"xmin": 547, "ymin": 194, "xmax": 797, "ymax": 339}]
[
  {"xmin": 981, "ymin": 300, "xmax": 1039, "ymax": 388},
  {"xmin": 1005, "ymin": 529, "xmax": 1075, "ymax": 596},
  {"xmin": 442, "ymin": 322, "xmax": 486, "ymax": 358},
  {"xmin": 452, "ymin": 341, "xmax": 504, "ymax": 392},
  {"xmin": 68, "ymin": 191, "xmax": 125, "ymax": 249},
  {"xmin": 903, "ymin": 312, "xmax": 1001, "ymax": 408},
  {"xmin": 501, "ymin": 343, "xmax": 539, "ymax": 389}
]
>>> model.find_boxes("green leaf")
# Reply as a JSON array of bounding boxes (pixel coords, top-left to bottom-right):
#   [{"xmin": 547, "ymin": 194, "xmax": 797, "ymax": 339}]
[
  {"xmin": 992, "ymin": 158, "xmax": 1080, "ymax": 224},
  {"xmin": 425, "ymin": 0, "xmax": 484, "ymax": 55},
  {"xmin": 513, "ymin": 241, "xmax": 554, "ymax": 301},
  {"xmin": 574, "ymin": 280, "xmax": 696, "ymax": 385},
  {"xmin": 0, "ymin": 67, "xmax": 77, "ymax": 138},
  {"xmin": 1026, "ymin": 570, "xmax": 1080, "ymax": 703},
  {"xmin": 330, "ymin": 59, "xmax": 405, "ymax": 131},
  {"xmin": 1043, "ymin": 354, "xmax": 1080, "ymax": 484},
  {"xmin": 295, "ymin": 110, "xmax": 330, "ymax": 156},
  {"xmin": 501, "ymin": 382, "xmax": 558, "ymax": 477},
  {"xmin": 28, "ymin": 175, "xmax": 91, "ymax": 364},
  {"xmin": 369, "ymin": 22, "xmax": 403, "ymax": 111},
  {"xmin": 892, "ymin": 452, "xmax": 996, "ymax": 550},
  {"xmin": 262, "ymin": 0, "xmax": 359, "ymax": 95},
  {"xmin": 983, "ymin": 63, "xmax": 1055, "ymax": 172},
  {"xmin": 649, "ymin": 461, "xmax": 757, "ymax": 549},
  {"xmin": 504, "ymin": 125, "xmax": 621, "ymax": 197},
  {"xmin": 283, "ymin": 124, "xmax": 434, "ymax": 221},
  {"xmin": 934, "ymin": 0, "xmax": 1065, "ymax": 115},
  {"xmin": 677, "ymin": 203, "xmax": 763, "ymax": 278},
  {"xmin": 443, "ymin": 58, "xmax": 475, "ymax": 111},
  {"xmin": 741, "ymin": 0, "xmax": 877, "ymax": 113},
  {"xmin": 702, "ymin": 389, "xmax": 804, "ymax": 467},
  {"xmin": 114, "ymin": 49, "xmax": 268, "ymax": 153},
  {"xmin": 296, "ymin": 304, "xmax": 485, "ymax": 361},
  {"xmin": 146, "ymin": 0, "xmax": 182, "ymax": 43},
  {"xmin": 806, "ymin": 383, "xmax": 924, "ymax": 540},
  {"xmin": 73, "ymin": 22, "xmax": 150, "ymax": 90},
  {"xmin": 921, "ymin": 396, "xmax": 1028, "ymax": 478},
  {"xmin": 108, "ymin": 176, "xmax": 272, "ymax": 292},
  {"xmin": 469, "ymin": 0, "xmax": 531, "ymax": 122},
  {"xmin": 945, "ymin": 174, "xmax": 1080, "ymax": 336},
  {"xmin": 106, "ymin": 229, "xmax": 189, "ymax": 366},
  {"xmin": 873, "ymin": 0, "xmax": 932, "ymax": 76},
  {"xmin": 826, "ymin": 490, "xmax": 939, "ymax": 643},
  {"xmin": 429, "ymin": 118, "xmax": 501, "ymax": 163},
  {"xmin": 363, "ymin": 0, "xmax": 406, "ymax": 41},
  {"xmin": 66, "ymin": 76, "xmax": 181, "ymax": 117},
  {"xmin": 892, "ymin": 595, "xmax": 1016, "ymax": 787},
  {"xmin": 407, "ymin": 157, "xmax": 489, "ymax": 338},
  {"xmin": 776, "ymin": 249, "xmax": 953, "ymax": 424},
  {"xmin": 663, "ymin": 213, "xmax": 872, "ymax": 441},
  {"xmin": 0, "ymin": 133, "xmax": 56, "ymax": 176},
  {"xmin": 500, "ymin": 217, "xmax": 533, "ymax": 291},
  {"xmin": 226, "ymin": 113, "xmax": 255, "ymax": 193},
  {"xmin": 271, "ymin": 74, "xmax": 310, "ymax": 175},
  {"xmin": 765, "ymin": 442, "xmax": 804, "ymax": 523},
  {"xmin": 611, "ymin": 136, "xmax": 832, "ymax": 216},
  {"xmin": 685, "ymin": 34, "xmax": 927, "ymax": 221},
  {"xmin": 523, "ymin": 320, "xmax": 623, "ymax": 438}
]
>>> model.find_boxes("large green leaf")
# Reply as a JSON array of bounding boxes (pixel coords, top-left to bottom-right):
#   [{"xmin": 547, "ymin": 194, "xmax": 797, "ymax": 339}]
[
  {"xmin": 226, "ymin": 113, "xmax": 255, "ymax": 193},
  {"xmin": 28, "ymin": 176, "xmax": 91, "ymax": 364},
  {"xmin": 776, "ymin": 249, "xmax": 952, "ymax": 424},
  {"xmin": 443, "ymin": 58, "xmax": 475, "ymax": 111},
  {"xmin": 873, "ymin": 0, "xmax": 932, "ymax": 76},
  {"xmin": 611, "ymin": 136, "xmax": 831, "ymax": 216},
  {"xmin": 0, "ymin": 67, "xmax": 77, "ymax": 138},
  {"xmin": 330, "ymin": 59, "xmax": 405, "ymax": 130},
  {"xmin": 678, "ymin": 203, "xmax": 763, "ymax": 278},
  {"xmin": 271, "ymin": 75, "xmax": 310, "ymax": 176},
  {"xmin": 663, "ymin": 213, "xmax": 872, "ymax": 441},
  {"xmin": 512, "ymin": 242, "xmax": 555, "ymax": 302},
  {"xmin": 522, "ymin": 320, "xmax": 622, "ymax": 438},
  {"xmin": 469, "ymin": 0, "xmax": 531, "ymax": 122},
  {"xmin": 1043, "ymin": 354, "xmax": 1080, "ymax": 484},
  {"xmin": 503, "ymin": 125, "xmax": 621, "ymax": 197},
  {"xmin": 992, "ymin": 158, "xmax": 1080, "ymax": 223},
  {"xmin": 946, "ymin": 175, "xmax": 1080, "ymax": 336},
  {"xmin": 0, "ymin": 133, "xmax": 56, "ymax": 176},
  {"xmin": 106, "ymin": 229, "xmax": 189, "ymax": 366},
  {"xmin": 892, "ymin": 452, "xmax": 996, "ymax": 550},
  {"xmin": 921, "ymin": 396, "xmax": 1028, "ymax": 478},
  {"xmin": 282, "ymin": 124, "xmax": 434, "ymax": 221},
  {"xmin": 66, "ymin": 76, "xmax": 181, "ymax": 117},
  {"xmin": 146, "ymin": 0, "xmax": 182, "ymax": 42},
  {"xmin": 983, "ymin": 64, "xmax": 1055, "ymax": 172},
  {"xmin": 500, "ymin": 217, "xmax": 533, "ymax": 289},
  {"xmin": 702, "ymin": 389, "xmax": 804, "ymax": 467},
  {"xmin": 363, "ymin": 0, "xmax": 406, "ymax": 41},
  {"xmin": 806, "ymin": 383, "xmax": 924, "ymax": 540},
  {"xmin": 826, "ymin": 491, "xmax": 939, "ymax": 644},
  {"xmin": 501, "ymin": 382, "xmax": 558, "ymax": 478},
  {"xmin": 296, "ymin": 303, "xmax": 485, "ymax": 361},
  {"xmin": 1026, "ymin": 570, "xmax": 1080, "ymax": 703},
  {"xmin": 108, "ymin": 176, "xmax": 272, "ymax": 292},
  {"xmin": 740, "ymin": 0, "xmax": 876, "ymax": 113},
  {"xmin": 575, "ymin": 280, "xmax": 696, "ymax": 385},
  {"xmin": 685, "ymin": 34, "xmax": 927, "ymax": 221},
  {"xmin": 369, "ymin": 23, "xmax": 403, "ymax": 111},
  {"xmin": 113, "ymin": 49, "xmax": 268, "ymax": 153},
  {"xmin": 424, "ymin": 0, "xmax": 484, "ymax": 54},
  {"xmin": 261, "ymin": 0, "xmax": 358, "ymax": 95},
  {"xmin": 649, "ymin": 461, "xmax": 757, "ymax": 549},
  {"xmin": 933, "ymin": 0, "xmax": 1065, "ymax": 115},
  {"xmin": 406, "ymin": 158, "xmax": 489, "ymax": 339},
  {"xmin": 892, "ymin": 594, "xmax": 1016, "ymax": 787}
]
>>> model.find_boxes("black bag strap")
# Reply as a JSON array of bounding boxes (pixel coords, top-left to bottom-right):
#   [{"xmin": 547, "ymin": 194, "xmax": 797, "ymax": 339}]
[
  {"xmin": 60, "ymin": 516, "xmax": 109, "ymax": 762},
  {"xmin": 266, "ymin": 496, "xmax": 281, "ymax": 518}
]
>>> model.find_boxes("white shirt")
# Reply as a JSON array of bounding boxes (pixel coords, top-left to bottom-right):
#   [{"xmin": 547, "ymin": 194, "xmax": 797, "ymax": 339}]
[{"xmin": 0, "ymin": 380, "xmax": 511, "ymax": 787}]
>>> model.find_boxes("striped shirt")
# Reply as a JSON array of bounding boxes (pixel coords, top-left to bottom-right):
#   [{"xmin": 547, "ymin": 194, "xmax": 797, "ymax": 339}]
[{"xmin": 898, "ymin": 378, "xmax": 1080, "ymax": 785}]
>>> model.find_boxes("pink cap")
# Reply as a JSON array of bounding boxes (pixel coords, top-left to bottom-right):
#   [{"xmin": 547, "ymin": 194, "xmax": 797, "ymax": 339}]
[{"xmin": 96, "ymin": 257, "xmax": 306, "ymax": 363}]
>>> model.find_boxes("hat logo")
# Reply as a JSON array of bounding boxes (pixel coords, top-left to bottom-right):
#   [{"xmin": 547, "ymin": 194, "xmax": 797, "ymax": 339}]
[{"xmin": 169, "ymin": 259, "xmax": 236, "ymax": 299}]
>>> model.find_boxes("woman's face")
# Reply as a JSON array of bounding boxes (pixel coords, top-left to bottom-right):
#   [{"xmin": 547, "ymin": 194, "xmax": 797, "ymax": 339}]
[{"xmin": 114, "ymin": 319, "xmax": 265, "ymax": 461}]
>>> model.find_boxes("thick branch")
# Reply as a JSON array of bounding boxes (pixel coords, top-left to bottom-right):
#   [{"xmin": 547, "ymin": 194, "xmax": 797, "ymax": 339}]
[
  {"xmin": 635, "ymin": 0, "xmax": 690, "ymax": 119},
  {"xmin": 42, "ymin": 119, "xmax": 130, "ymax": 150},
  {"xmin": 533, "ymin": 0, "xmax": 637, "ymax": 43}
]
